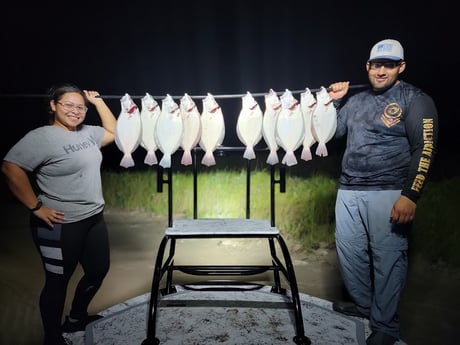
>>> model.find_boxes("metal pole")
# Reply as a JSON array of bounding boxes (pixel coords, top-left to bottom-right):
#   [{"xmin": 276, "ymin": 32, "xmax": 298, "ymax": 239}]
[
  {"xmin": 0, "ymin": 84, "xmax": 368, "ymax": 100},
  {"xmin": 193, "ymin": 148, "xmax": 198, "ymax": 219}
]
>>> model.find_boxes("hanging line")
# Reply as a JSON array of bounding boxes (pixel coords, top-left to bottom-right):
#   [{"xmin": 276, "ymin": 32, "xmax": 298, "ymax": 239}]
[{"xmin": 0, "ymin": 84, "xmax": 368, "ymax": 100}]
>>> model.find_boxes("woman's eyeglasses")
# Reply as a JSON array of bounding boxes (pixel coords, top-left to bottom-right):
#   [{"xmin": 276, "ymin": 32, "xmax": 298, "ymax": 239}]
[{"xmin": 56, "ymin": 102, "xmax": 88, "ymax": 113}]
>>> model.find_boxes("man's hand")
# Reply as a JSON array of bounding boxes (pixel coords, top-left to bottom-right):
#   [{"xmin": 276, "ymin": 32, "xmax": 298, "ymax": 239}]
[
  {"xmin": 391, "ymin": 195, "xmax": 416, "ymax": 224},
  {"xmin": 328, "ymin": 81, "xmax": 350, "ymax": 101}
]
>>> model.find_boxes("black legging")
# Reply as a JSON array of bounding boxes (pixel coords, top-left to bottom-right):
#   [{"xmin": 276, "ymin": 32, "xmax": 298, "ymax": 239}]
[{"xmin": 31, "ymin": 211, "xmax": 110, "ymax": 339}]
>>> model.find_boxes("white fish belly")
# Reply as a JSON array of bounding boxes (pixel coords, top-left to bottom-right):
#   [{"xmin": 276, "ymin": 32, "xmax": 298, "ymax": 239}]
[
  {"xmin": 276, "ymin": 110, "xmax": 304, "ymax": 152},
  {"xmin": 300, "ymin": 105, "xmax": 316, "ymax": 161},
  {"xmin": 140, "ymin": 110, "xmax": 160, "ymax": 165},
  {"xmin": 180, "ymin": 113, "xmax": 201, "ymax": 166},
  {"xmin": 312, "ymin": 103, "xmax": 337, "ymax": 157},
  {"xmin": 199, "ymin": 111, "xmax": 225, "ymax": 166},
  {"xmin": 262, "ymin": 109, "xmax": 280, "ymax": 165},
  {"xmin": 181, "ymin": 113, "xmax": 201, "ymax": 150},
  {"xmin": 262, "ymin": 110, "xmax": 279, "ymax": 150},
  {"xmin": 276, "ymin": 108, "xmax": 304, "ymax": 166},
  {"xmin": 237, "ymin": 109, "xmax": 263, "ymax": 160},
  {"xmin": 115, "ymin": 114, "xmax": 142, "ymax": 168},
  {"xmin": 155, "ymin": 115, "xmax": 183, "ymax": 168},
  {"xmin": 140, "ymin": 111, "xmax": 159, "ymax": 151}
]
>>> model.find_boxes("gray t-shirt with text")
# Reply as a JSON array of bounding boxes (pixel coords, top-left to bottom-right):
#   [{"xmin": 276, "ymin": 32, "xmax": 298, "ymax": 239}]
[{"xmin": 4, "ymin": 125, "xmax": 106, "ymax": 223}]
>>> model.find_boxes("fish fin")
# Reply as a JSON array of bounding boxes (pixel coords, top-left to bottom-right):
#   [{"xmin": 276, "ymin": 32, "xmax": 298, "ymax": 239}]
[
  {"xmin": 120, "ymin": 154, "xmax": 135, "ymax": 168},
  {"xmin": 201, "ymin": 151, "xmax": 216, "ymax": 166},
  {"xmin": 243, "ymin": 146, "xmax": 256, "ymax": 160},
  {"xmin": 144, "ymin": 151, "xmax": 158, "ymax": 166},
  {"xmin": 282, "ymin": 151, "xmax": 298, "ymax": 166},
  {"xmin": 181, "ymin": 150, "xmax": 193, "ymax": 166},
  {"xmin": 159, "ymin": 154, "xmax": 172, "ymax": 168},
  {"xmin": 266, "ymin": 150, "xmax": 279, "ymax": 165},
  {"xmin": 315, "ymin": 142, "xmax": 329, "ymax": 157},
  {"xmin": 301, "ymin": 147, "xmax": 313, "ymax": 161}
]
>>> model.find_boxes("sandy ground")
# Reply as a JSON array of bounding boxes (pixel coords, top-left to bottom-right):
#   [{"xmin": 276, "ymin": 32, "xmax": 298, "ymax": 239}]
[{"xmin": 1, "ymin": 201, "xmax": 459, "ymax": 345}]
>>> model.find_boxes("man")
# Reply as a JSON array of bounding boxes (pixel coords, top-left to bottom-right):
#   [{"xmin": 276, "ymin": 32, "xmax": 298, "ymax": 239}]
[{"xmin": 328, "ymin": 39, "xmax": 438, "ymax": 345}]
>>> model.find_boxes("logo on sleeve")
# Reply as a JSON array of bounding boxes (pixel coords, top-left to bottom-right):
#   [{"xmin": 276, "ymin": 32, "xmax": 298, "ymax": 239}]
[{"xmin": 381, "ymin": 102, "xmax": 402, "ymax": 128}]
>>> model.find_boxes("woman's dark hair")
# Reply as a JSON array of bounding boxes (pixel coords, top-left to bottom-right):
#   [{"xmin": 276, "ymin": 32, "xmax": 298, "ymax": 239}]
[{"xmin": 46, "ymin": 83, "xmax": 87, "ymax": 123}]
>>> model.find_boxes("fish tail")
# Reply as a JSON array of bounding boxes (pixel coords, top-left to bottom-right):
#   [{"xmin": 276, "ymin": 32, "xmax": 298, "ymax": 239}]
[
  {"xmin": 301, "ymin": 146, "xmax": 313, "ymax": 161},
  {"xmin": 201, "ymin": 151, "xmax": 216, "ymax": 166},
  {"xmin": 181, "ymin": 150, "xmax": 193, "ymax": 166},
  {"xmin": 315, "ymin": 142, "xmax": 329, "ymax": 157},
  {"xmin": 266, "ymin": 150, "xmax": 279, "ymax": 165},
  {"xmin": 120, "ymin": 154, "xmax": 135, "ymax": 168},
  {"xmin": 243, "ymin": 146, "xmax": 256, "ymax": 160},
  {"xmin": 144, "ymin": 151, "xmax": 158, "ymax": 166},
  {"xmin": 282, "ymin": 151, "xmax": 298, "ymax": 166},
  {"xmin": 159, "ymin": 154, "xmax": 171, "ymax": 168}
]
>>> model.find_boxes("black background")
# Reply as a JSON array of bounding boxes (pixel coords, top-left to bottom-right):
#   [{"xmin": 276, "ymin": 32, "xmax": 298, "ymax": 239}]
[{"xmin": 1, "ymin": 0, "xmax": 456, "ymax": 174}]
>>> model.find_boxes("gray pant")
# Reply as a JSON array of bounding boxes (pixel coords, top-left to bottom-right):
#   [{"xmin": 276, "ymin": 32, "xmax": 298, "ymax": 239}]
[{"xmin": 335, "ymin": 189, "xmax": 409, "ymax": 339}]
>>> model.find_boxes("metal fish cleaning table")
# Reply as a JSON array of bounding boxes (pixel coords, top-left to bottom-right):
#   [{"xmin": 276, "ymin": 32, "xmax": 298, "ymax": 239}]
[{"xmin": 141, "ymin": 147, "xmax": 311, "ymax": 345}]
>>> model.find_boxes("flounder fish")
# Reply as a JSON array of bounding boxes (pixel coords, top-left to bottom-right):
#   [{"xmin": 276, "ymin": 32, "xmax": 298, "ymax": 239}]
[
  {"xmin": 312, "ymin": 86, "xmax": 337, "ymax": 157},
  {"xmin": 179, "ymin": 93, "xmax": 201, "ymax": 166},
  {"xmin": 140, "ymin": 93, "xmax": 161, "ymax": 166},
  {"xmin": 115, "ymin": 93, "xmax": 142, "ymax": 168},
  {"xmin": 300, "ymin": 88, "xmax": 317, "ymax": 161},
  {"xmin": 276, "ymin": 89, "xmax": 304, "ymax": 166},
  {"xmin": 236, "ymin": 91, "xmax": 263, "ymax": 160},
  {"xmin": 262, "ymin": 89, "xmax": 282, "ymax": 165},
  {"xmin": 199, "ymin": 93, "xmax": 225, "ymax": 167},
  {"xmin": 155, "ymin": 94, "xmax": 183, "ymax": 168}
]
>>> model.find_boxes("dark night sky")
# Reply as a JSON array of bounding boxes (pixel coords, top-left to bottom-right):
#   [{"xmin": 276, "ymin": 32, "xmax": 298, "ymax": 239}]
[{"xmin": 1, "ymin": 0, "xmax": 457, "ymax": 174}]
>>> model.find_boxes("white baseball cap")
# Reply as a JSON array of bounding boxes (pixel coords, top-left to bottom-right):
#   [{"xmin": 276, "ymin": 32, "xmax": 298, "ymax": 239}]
[{"xmin": 369, "ymin": 39, "xmax": 404, "ymax": 61}]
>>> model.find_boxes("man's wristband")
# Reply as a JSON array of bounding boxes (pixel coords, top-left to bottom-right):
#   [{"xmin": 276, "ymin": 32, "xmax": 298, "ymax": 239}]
[{"xmin": 30, "ymin": 200, "xmax": 43, "ymax": 212}]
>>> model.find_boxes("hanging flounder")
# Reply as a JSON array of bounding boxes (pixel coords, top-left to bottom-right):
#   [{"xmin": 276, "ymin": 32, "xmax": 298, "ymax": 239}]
[
  {"xmin": 179, "ymin": 93, "xmax": 201, "ymax": 166},
  {"xmin": 140, "ymin": 93, "xmax": 161, "ymax": 166},
  {"xmin": 236, "ymin": 91, "xmax": 263, "ymax": 160},
  {"xmin": 300, "ymin": 88, "xmax": 317, "ymax": 161},
  {"xmin": 263, "ymin": 89, "xmax": 282, "ymax": 165},
  {"xmin": 312, "ymin": 86, "xmax": 337, "ymax": 157},
  {"xmin": 199, "ymin": 93, "xmax": 225, "ymax": 167},
  {"xmin": 276, "ymin": 89, "xmax": 304, "ymax": 166},
  {"xmin": 115, "ymin": 93, "xmax": 142, "ymax": 168},
  {"xmin": 155, "ymin": 94, "xmax": 183, "ymax": 168}
]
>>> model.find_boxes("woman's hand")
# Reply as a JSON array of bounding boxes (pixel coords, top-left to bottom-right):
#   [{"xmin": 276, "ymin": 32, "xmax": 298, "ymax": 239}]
[
  {"xmin": 34, "ymin": 206, "xmax": 65, "ymax": 229},
  {"xmin": 83, "ymin": 89, "xmax": 117, "ymax": 146},
  {"xmin": 2, "ymin": 161, "xmax": 65, "ymax": 228},
  {"xmin": 83, "ymin": 90, "xmax": 103, "ymax": 105}
]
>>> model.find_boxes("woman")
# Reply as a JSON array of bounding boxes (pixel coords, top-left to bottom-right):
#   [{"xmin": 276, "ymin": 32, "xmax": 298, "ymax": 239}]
[{"xmin": 2, "ymin": 83, "xmax": 117, "ymax": 345}]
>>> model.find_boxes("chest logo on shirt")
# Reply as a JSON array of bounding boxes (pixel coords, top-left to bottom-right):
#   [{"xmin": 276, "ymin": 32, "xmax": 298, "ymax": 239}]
[{"xmin": 381, "ymin": 102, "xmax": 402, "ymax": 128}]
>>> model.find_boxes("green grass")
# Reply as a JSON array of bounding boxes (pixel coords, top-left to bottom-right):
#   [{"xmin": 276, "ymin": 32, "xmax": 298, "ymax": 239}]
[
  {"xmin": 102, "ymin": 170, "xmax": 460, "ymax": 267},
  {"xmin": 411, "ymin": 177, "xmax": 460, "ymax": 267}
]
